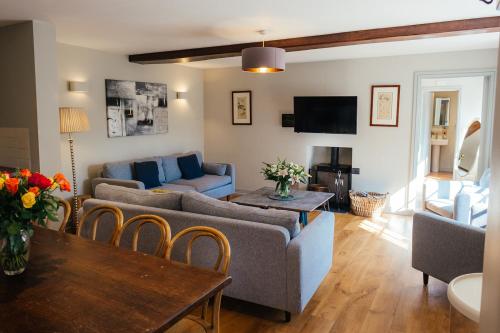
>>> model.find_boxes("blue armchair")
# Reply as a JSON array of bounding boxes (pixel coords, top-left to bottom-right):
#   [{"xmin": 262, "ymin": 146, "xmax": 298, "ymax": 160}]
[{"xmin": 423, "ymin": 169, "xmax": 490, "ymax": 226}]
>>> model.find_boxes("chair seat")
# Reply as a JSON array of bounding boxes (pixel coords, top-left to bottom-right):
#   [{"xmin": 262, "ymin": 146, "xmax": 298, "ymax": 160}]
[
  {"xmin": 171, "ymin": 175, "xmax": 232, "ymax": 192},
  {"xmin": 425, "ymin": 199, "xmax": 454, "ymax": 219}
]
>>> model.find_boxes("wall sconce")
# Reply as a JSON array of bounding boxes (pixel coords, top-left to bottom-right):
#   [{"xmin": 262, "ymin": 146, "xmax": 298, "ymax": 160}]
[
  {"xmin": 68, "ymin": 81, "xmax": 89, "ymax": 93},
  {"xmin": 176, "ymin": 91, "xmax": 187, "ymax": 99}
]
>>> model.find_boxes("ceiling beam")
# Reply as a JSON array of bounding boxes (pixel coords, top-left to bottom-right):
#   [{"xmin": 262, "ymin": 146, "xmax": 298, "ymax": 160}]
[{"xmin": 129, "ymin": 16, "xmax": 500, "ymax": 64}]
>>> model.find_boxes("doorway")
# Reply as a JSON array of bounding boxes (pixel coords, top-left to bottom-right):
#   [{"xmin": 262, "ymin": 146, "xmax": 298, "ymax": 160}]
[{"xmin": 409, "ymin": 69, "xmax": 496, "ymax": 211}]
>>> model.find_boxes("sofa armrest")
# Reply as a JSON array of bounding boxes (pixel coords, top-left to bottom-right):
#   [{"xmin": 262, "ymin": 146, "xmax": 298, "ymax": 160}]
[
  {"xmin": 220, "ymin": 163, "xmax": 235, "ymax": 188},
  {"xmin": 454, "ymin": 193, "xmax": 472, "ymax": 224},
  {"xmin": 91, "ymin": 177, "xmax": 145, "ymax": 195},
  {"xmin": 412, "ymin": 211, "xmax": 485, "ymax": 283},
  {"xmin": 286, "ymin": 211, "xmax": 334, "ymax": 313}
]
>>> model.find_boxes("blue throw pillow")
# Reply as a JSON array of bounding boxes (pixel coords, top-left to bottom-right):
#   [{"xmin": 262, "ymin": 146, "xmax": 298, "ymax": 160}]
[
  {"xmin": 134, "ymin": 161, "xmax": 161, "ymax": 189},
  {"xmin": 177, "ymin": 154, "xmax": 204, "ymax": 180}
]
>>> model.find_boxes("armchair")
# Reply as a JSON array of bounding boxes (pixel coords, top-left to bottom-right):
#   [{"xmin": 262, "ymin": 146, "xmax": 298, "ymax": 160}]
[
  {"xmin": 423, "ymin": 169, "xmax": 490, "ymax": 226},
  {"xmin": 412, "ymin": 211, "xmax": 485, "ymax": 284}
]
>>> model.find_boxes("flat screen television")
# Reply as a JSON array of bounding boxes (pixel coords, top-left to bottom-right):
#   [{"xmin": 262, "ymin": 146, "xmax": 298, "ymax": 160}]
[{"xmin": 294, "ymin": 96, "xmax": 357, "ymax": 134}]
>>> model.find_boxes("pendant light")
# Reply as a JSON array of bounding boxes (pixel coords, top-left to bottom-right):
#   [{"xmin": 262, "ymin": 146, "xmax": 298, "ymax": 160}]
[{"xmin": 242, "ymin": 30, "xmax": 285, "ymax": 73}]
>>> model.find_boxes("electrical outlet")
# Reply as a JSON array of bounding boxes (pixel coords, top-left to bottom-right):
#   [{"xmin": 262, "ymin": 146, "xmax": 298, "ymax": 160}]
[{"xmin": 352, "ymin": 168, "xmax": 360, "ymax": 175}]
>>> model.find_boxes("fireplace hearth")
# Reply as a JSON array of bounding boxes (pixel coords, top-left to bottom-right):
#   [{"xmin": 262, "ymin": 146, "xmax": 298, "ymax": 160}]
[{"xmin": 309, "ymin": 147, "xmax": 352, "ymax": 212}]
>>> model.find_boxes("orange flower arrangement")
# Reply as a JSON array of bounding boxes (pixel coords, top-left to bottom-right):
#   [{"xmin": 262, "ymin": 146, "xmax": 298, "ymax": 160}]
[{"xmin": 0, "ymin": 169, "xmax": 71, "ymax": 275}]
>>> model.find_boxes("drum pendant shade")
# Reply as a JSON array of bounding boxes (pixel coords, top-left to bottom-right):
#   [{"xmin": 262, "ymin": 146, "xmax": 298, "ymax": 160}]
[{"xmin": 242, "ymin": 46, "xmax": 285, "ymax": 73}]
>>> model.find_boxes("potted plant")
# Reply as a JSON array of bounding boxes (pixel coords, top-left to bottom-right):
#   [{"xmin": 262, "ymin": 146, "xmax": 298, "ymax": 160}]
[
  {"xmin": 0, "ymin": 169, "xmax": 70, "ymax": 275},
  {"xmin": 262, "ymin": 159, "xmax": 311, "ymax": 199}
]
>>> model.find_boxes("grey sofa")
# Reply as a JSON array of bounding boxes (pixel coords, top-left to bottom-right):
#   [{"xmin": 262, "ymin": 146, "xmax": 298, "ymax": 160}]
[
  {"xmin": 82, "ymin": 184, "xmax": 335, "ymax": 317},
  {"xmin": 91, "ymin": 151, "xmax": 235, "ymax": 199},
  {"xmin": 412, "ymin": 211, "xmax": 485, "ymax": 285}
]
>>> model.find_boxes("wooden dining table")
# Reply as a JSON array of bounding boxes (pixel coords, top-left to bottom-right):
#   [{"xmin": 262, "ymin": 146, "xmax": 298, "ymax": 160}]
[{"xmin": 0, "ymin": 227, "xmax": 232, "ymax": 333}]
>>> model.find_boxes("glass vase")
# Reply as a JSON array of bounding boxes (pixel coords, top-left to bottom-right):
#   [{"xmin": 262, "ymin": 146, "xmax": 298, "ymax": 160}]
[
  {"xmin": 276, "ymin": 181, "xmax": 291, "ymax": 198},
  {"xmin": 0, "ymin": 229, "xmax": 31, "ymax": 276}
]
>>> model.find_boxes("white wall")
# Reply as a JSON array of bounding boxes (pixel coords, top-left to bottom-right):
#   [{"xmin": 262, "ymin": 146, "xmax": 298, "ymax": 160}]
[
  {"xmin": 0, "ymin": 22, "xmax": 39, "ymax": 170},
  {"xmin": 0, "ymin": 21, "xmax": 60, "ymax": 174},
  {"xmin": 58, "ymin": 43, "xmax": 204, "ymax": 194},
  {"xmin": 204, "ymin": 49, "xmax": 497, "ymax": 212},
  {"xmin": 33, "ymin": 20, "xmax": 60, "ymax": 175},
  {"xmin": 480, "ymin": 39, "xmax": 500, "ymax": 333}
]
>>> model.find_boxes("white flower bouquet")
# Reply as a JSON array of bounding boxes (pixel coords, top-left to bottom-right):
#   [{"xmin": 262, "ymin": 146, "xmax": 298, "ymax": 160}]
[{"xmin": 261, "ymin": 159, "xmax": 311, "ymax": 198}]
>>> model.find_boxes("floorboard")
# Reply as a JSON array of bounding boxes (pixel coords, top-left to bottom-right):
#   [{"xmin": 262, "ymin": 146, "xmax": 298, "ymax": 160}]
[{"xmin": 167, "ymin": 212, "xmax": 450, "ymax": 333}]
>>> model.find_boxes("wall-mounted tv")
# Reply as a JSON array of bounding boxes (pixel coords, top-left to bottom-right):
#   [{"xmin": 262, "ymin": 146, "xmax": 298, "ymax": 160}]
[{"xmin": 294, "ymin": 96, "xmax": 357, "ymax": 134}]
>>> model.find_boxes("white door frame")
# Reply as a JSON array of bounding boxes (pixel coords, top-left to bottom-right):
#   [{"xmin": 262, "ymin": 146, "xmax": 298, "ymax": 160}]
[
  {"xmin": 409, "ymin": 69, "xmax": 496, "ymax": 211},
  {"xmin": 421, "ymin": 86, "xmax": 462, "ymax": 176}
]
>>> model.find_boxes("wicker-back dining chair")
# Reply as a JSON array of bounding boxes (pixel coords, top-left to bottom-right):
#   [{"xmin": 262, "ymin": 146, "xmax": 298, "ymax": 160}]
[
  {"xmin": 165, "ymin": 226, "xmax": 231, "ymax": 333},
  {"xmin": 115, "ymin": 214, "xmax": 171, "ymax": 257},
  {"xmin": 77, "ymin": 205, "xmax": 124, "ymax": 245},
  {"xmin": 56, "ymin": 197, "xmax": 72, "ymax": 233}
]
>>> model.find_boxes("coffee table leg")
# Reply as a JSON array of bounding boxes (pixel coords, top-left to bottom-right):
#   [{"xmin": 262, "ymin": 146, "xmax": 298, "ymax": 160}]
[{"xmin": 300, "ymin": 211, "xmax": 308, "ymax": 226}]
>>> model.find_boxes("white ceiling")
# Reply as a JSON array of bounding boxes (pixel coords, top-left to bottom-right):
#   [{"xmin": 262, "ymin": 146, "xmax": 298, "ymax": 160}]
[{"xmin": 1, "ymin": 0, "xmax": 499, "ymax": 68}]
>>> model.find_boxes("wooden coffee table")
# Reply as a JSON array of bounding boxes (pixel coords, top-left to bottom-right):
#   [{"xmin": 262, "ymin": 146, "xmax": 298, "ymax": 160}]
[{"xmin": 231, "ymin": 187, "xmax": 334, "ymax": 225}]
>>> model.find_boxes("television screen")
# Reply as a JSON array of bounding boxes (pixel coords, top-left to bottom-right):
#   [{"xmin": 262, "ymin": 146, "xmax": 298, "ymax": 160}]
[{"xmin": 294, "ymin": 96, "xmax": 357, "ymax": 134}]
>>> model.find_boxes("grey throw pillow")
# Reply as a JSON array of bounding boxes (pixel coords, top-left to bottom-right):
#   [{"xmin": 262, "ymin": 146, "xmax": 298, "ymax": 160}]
[
  {"xmin": 95, "ymin": 183, "xmax": 182, "ymax": 210},
  {"xmin": 202, "ymin": 163, "xmax": 227, "ymax": 176},
  {"xmin": 182, "ymin": 191, "xmax": 300, "ymax": 238}
]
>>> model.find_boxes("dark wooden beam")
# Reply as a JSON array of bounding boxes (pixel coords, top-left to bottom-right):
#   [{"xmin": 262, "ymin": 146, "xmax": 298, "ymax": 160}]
[{"xmin": 129, "ymin": 16, "xmax": 500, "ymax": 64}]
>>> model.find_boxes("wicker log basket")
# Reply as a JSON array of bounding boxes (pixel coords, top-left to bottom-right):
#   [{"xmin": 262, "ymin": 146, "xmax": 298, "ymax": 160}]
[{"xmin": 349, "ymin": 191, "xmax": 388, "ymax": 217}]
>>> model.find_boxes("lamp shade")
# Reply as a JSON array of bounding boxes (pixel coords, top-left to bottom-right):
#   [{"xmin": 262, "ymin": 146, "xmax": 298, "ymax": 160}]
[
  {"xmin": 242, "ymin": 46, "xmax": 285, "ymax": 73},
  {"xmin": 59, "ymin": 107, "xmax": 90, "ymax": 133}
]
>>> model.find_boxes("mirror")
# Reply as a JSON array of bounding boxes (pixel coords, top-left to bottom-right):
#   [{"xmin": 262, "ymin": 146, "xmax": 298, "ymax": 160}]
[
  {"xmin": 457, "ymin": 120, "xmax": 481, "ymax": 176},
  {"xmin": 433, "ymin": 97, "xmax": 450, "ymax": 126}
]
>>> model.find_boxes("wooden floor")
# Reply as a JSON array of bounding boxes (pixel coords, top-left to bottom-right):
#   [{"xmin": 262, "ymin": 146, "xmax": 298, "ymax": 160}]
[
  {"xmin": 169, "ymin": 212, "xmax": 450, "ymax": 333},
  {"xmin": 426, "ymin": 172, "xmax": 453, "ymax": 181}
]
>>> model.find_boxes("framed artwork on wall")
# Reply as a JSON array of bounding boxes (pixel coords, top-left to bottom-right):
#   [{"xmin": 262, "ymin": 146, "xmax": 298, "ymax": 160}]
[
  {"xmin": 370, "ymin": 85, "xmax": 400, "ymax": 127},
  {"xmin": 105, "ymin": 79, "xmax": 168, "ymax": 137},
  {"xmin": 232, "ymin": 91, "xmax": 252, "ymax": 125}
]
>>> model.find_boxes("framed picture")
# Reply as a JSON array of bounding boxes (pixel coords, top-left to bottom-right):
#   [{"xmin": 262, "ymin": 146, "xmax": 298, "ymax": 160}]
[
  {"xmin": 232, "ymin": 91, "xmax": 252, "ymax": 125},
  {"xmin": 105, "ymin": 79, "xmax": 168, "ymax": 137},
  {"xmin": 370, "ymin": 85, "xmax": 400, "ymax": 127}
]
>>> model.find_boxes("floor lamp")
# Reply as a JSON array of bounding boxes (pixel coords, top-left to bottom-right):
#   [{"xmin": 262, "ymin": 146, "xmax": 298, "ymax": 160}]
[{"xmin": 59, "ymin": 107, "xmax": 90, "ymax": 231}]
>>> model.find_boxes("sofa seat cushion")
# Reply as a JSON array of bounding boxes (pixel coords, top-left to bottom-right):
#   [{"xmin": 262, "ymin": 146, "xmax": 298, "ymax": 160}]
[
  {"xmin": 171, "ymin": 175, "xmax": 231, "ymax": 192},
  {"xmin": 94, "ymin": 183, "xmax": 181, "ymax": 210},
  {"xmin": 182, "ymin": 191, "xmax": 300, "ymax": 238},
  {"xmin": 155, "ymin": 183, "xmax": 196, "ymax": 192},
  {"xmin": 425, "ymin": 199, "xmax": 454, "ymax": 219}
]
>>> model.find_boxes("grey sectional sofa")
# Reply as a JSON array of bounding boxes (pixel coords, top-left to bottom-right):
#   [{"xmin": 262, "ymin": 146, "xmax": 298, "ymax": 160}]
[
  {"xmin": 91, "ymin": 151, "xmax": 235, "ymax": 199},
  {"xmin": 82, "ymin": 184, "xmax": 335, "ymax": 317},
  {"xmin": 412, "ymin": 211, "xmax": 485, "ymax": 285}
]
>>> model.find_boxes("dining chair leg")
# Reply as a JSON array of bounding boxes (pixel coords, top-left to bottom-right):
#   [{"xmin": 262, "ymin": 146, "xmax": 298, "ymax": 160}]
[
  {"xmin": 211, "ymin": 292, "xmax": 223, "ymax": 333},
  {"xmin": 201, "ymin": 300, "xmax": 209, "ymax": 321}
]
